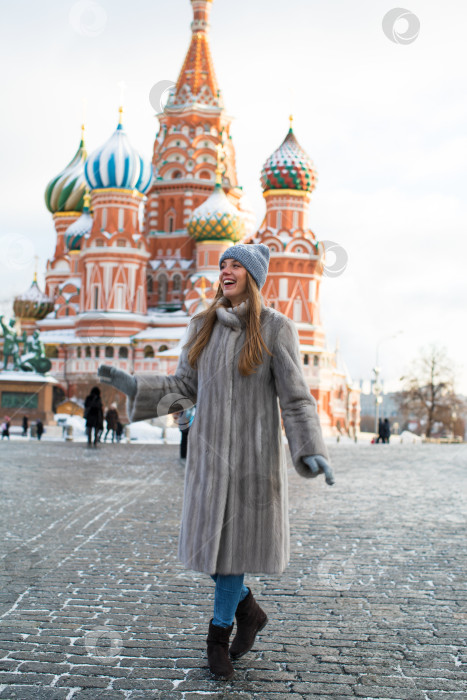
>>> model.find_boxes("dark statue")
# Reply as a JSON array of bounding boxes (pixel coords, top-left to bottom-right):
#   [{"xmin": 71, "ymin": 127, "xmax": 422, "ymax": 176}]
[{"xmin": 0, "ymin": 316, "xmax": 51, "ymax": 374}]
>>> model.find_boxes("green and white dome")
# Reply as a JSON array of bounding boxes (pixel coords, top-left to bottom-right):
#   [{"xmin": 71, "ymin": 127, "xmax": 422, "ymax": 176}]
[{"xmin": 45, "ymin": 126, "xmax": 87, "ymax": 213}]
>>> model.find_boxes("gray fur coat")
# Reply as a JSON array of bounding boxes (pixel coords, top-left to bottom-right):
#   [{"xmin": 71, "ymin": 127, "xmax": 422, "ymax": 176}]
[{"xmin": 127, "ymin": 297, "xmax": 330, "ymax": 575}]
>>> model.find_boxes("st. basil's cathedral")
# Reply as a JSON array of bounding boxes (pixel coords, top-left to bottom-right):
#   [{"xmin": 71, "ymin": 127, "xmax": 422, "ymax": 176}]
[{"xmin": 10, "ymin": 0, "xmax": 360, "ymax": 436}]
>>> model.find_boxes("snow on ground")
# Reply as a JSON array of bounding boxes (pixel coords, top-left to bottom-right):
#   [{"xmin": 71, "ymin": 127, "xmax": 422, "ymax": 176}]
[{"xmin": 46, "ymin": 414, "xmax": 182, "ymax": 444}]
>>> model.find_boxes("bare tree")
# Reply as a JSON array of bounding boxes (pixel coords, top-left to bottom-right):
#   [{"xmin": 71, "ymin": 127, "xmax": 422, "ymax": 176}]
[{"xmin": 397, "ymin": 344, "xmax": 466, "ymax": 438}]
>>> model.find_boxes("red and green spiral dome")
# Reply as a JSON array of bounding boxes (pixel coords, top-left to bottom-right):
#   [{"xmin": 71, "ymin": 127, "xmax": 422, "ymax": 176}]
[{"xmin": 260, "ymin": 126, "xmax": 317, "ymax": 193}]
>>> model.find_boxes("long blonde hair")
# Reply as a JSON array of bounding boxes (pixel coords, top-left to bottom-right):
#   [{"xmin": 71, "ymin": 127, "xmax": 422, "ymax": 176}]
[{"xmin": 186, "ymin": 272, "xmax": 272, "ymax": 376}]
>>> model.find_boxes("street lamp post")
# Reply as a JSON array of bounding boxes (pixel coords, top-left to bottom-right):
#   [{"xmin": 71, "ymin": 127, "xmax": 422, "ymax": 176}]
[
  {"xmin": 373, "ymin": 331, "xmax": 403, "ymax": 437},
  {"xmin": 373, "ymin": 366, "xmax": 383, "ymax": 434},
  {"xmin": 60, "ymin": 343, "xmax": 70, "ymax": 399}
]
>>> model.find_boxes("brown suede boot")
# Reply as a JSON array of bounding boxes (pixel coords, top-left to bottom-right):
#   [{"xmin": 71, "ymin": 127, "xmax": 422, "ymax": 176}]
[
  {"xmin": 206, "ymin": 619, "xmax": 234, "ymax": 680},
  {"xmin": 229, "ymin": 588, "xmax": 268, "ymax": 659}
]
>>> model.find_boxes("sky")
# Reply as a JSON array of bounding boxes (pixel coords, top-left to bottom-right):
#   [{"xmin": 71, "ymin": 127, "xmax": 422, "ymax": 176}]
[{"xmin": 0, "ymin": 0, "xmax": 466, "ymax": 394}]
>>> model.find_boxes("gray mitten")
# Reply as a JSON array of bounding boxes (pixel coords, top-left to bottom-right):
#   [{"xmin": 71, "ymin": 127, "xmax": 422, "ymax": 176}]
[
  {"xmin": 303, "ymin": 455, "xmax": 335, "ymax": 485},
  {"xmin": 97, "ymin": 365, "xmax": 137, "ymax": 399}
]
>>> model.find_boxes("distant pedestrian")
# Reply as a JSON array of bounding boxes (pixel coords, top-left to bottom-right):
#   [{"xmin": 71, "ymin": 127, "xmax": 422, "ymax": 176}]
[
  {"xmin": 104, "ymin": 403, "xmax": 119, "ymax": 443},
  {"xmin": 22, "ymin": 415, "xmax": 28, "ymax": 437},
  {"xmin": 173, "ymin": 406, "xmax": 196, "ymax": 465},
  {"xmin": 1, "ymin": 418, "xmax": 10, "ymax": 440},
  {"xmin": 376, "ymin": 418, "xmax": 385, "ymax": 443},
  {"xmin": 383, "ymin": 418, "xmax": 391, "ymax": 444},
  {"xmin": 115, "ymin": 421, "xmax": 123, "ymax": 442},
  {"xmin": 84, "ymin": 386, "xmax": 104, "ymax": 447},
  {"xmin": 98, "ymin": 243, "xmax": 333, "ymax": 680},
  {"xmin": 36, "ymin": 419, "xmax": 44, "ymax": 441}
]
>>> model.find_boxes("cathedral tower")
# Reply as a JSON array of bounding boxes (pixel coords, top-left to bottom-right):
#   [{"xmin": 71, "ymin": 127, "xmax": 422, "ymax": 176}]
[
  {"xmin": 75, "ymin": 108, "xmax": 152, "ymax": 339},
  {"xmin": 144, "ymin": 0, "xmax": 251, "ymax": 310},
  {"xmin": 250, "ymin": 118, "xmax": 326, "ymax": 348}
]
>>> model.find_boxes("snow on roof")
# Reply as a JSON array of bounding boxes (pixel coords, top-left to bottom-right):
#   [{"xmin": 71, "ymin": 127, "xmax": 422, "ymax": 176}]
[
  {"xmin": 131, "ymin": 326, "xmax": 188, "ymax": 341},
  {"xmin": 59, "ymin": 277, "xmax": 81, "ymax": 289},
  {"xmin": 146, "ymin": 309, "xmax": 189, "ymax": 320},
  {"xmin": 189, "ymin": 271, "xmax": 219, "ymax": 284},
  {"xmin": 39, "ymin": 329, "xmax": 132, "ymax": 345},
  {"xmin": 295, "ymin": 322, "xmax": 319, "ymax": 331},
  {"xmin": 0, "ymin": 371, "xmax": 59, "ymax": 384},
  {"xmin": 39, "ymin": 329, "xmax": 77, "ymax": 343},
  {"xmin": 149, "ymin": 258, "xmax": 193, "ymax": 271},
  {"xmin": 38, "ymin": 317, "xmax": 76, "ymax": 329},
  {"xmin": 157, "ymin": 346, "xmax": 183, "ymax": 357}
]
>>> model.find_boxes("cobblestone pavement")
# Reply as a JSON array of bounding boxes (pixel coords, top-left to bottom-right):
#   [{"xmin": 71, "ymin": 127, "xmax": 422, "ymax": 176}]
[{"xmin": 0, "ymin": 441, "xmax": 466, "ymax": 700}]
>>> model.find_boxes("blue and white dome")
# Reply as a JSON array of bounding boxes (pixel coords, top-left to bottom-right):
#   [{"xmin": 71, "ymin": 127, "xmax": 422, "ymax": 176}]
[{"xmin": 84, "ymin": 111, "xmax": 152, "ymax": 194}]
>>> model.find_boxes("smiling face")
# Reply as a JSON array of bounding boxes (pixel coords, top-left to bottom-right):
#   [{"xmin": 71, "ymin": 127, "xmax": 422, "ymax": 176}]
[{"xmin": 219, "ymin": 258, "xmax": 248, "ymax": 306}]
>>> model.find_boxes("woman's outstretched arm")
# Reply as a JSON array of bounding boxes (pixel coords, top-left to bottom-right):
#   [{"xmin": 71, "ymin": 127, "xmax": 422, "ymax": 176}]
[{"xmin": 98, "ymin": 321, "xmax": 198, "ymax": 423}]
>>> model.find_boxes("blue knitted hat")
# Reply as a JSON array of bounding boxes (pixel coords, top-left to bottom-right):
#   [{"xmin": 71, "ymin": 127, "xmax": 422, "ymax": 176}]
[{"xmin": 219, "ymin": 243, "xmax": 270, "ymax": 290}]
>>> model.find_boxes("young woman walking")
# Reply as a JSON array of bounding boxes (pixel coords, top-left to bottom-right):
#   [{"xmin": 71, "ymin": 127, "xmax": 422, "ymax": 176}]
[{"xmin": 98, "ymin": 243, "xmax": 334, "ymax": 680}]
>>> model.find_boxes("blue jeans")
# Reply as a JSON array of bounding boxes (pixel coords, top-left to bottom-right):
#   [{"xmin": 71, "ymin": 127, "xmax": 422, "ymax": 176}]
[{"xmin": 210, "ymin": 574, "xmax": 249, "ymax": 628}]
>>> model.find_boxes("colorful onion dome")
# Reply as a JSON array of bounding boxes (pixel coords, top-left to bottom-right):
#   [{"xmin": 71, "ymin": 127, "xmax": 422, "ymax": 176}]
[
  {"xmin": 260, "ymin": 117, "xmax": 317, "ymax": 193},
  {"xmin": 65, "ymin": 191, "xmax": 93, "ymax": 251},
  {"xmin": 45, "ymin": 125, "xmax": 87, "ymax": 213},
  {"xmin": 84, "ymin": 108, "xmax": 152, "ymax": 194},
  {"xmin": 13, "ymin": 276, "xmax": 54, "ymax": 320},
  {"xmin": 187, "ymin": 182, "xmax": 245, "ymax": 242}
]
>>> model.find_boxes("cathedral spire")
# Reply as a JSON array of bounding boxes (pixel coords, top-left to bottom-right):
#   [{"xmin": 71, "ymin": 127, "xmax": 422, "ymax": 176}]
[
  {"xmin": 190, "ymin": 0, "xmax": 214, "ymax": 34},
  {"xmin": 168, "ymin": 0, "xmax": 222, "ymax": 110}
]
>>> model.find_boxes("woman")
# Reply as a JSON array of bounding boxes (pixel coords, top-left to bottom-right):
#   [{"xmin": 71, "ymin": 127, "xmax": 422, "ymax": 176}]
[
  {"xmin": 36, "ymin": 419, "xmax": 44, "ymax": 441},
  {"xmin": 104, "ymin": 403, "xmax": 119, "ymax": 443},
  {"xmin": 84, "ymin": 386, "xmax": 104, "ymax": 447},
  {"xmin": 1, "ymin": 417, "xmax": 10, "ymax": 440},
  {"xmin": 98, "ymin": 243, "xmax": 333, "ymax": 680}
]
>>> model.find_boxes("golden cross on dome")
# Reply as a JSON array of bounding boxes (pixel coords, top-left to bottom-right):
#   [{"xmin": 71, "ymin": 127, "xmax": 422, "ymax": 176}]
[
  {"xmin": 81, "ymin": 97, "xmax": 87, "ymax": 140},
  {"xmin": 117, "ymin": 81, "xmax": 127, "ymax": 124},
  {"xmin": 33, "ymin": 255, "xmax": 39, "ymax": 283},
  {"xmin": 289, "ymin": 114, "xmax": 294, "ymax": 130}
]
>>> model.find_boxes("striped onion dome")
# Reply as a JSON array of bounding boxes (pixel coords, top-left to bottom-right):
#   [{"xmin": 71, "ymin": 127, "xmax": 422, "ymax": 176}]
[
  {"xmin": 13, "ymin": 277, "xmax": 54, "ymax": 320},
  {"xmin": 84, "ymin": 109, "xmax": 152, "ymax": 193},
  {"xmin": 187, "ymin": 183, "xmax": 245, "ymax": 242},
  {"xmin": 65, "ymin": 192, "xmax": 92, "ymax": 251},
  {"xmin": 44, "ymin": 126, "xmax": 87, "ymax": 213},
  {"xmin": 260, "ymin": 122, "xmax": 317, "ymax": 193}
]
